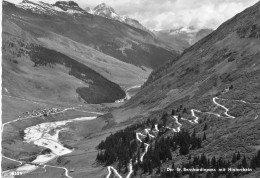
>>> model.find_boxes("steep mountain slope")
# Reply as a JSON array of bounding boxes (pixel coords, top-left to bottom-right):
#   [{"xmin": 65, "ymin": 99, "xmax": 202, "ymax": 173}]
[
  {"xmin": 105, "ymin": 2, "xmax": 260, "ymax": 176},
  {"xmin": 153, "ymin": 27, "xmax": 213, "ymax": 52},
  {"xmin": 127, "ymin": 2, "xmax": 260, "ymax": 111},
  {"xmin": 2, "ymin": 1, "xmax": 131, "ymax": 104},
  {"xmin": 2, "ymin": 29, "xmax": 125, "ymax": 104},
  {"xmin": 3, "ymin": 0, "xmax": 177, "ymax": 70}
]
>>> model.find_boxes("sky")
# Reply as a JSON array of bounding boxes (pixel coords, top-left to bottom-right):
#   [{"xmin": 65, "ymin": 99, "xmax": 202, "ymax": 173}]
[{"xmin": 6, "ymin": 0, "xmax": 259, "ymax": 30}]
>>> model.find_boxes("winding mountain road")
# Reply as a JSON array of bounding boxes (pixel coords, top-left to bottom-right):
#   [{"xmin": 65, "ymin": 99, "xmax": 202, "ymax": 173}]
[
  {"xmin": 140, "ymin": 143, "xmax": 149, "ymax": 162},
  {"xmin": 213, "ymin": 97, "xmax": 235, "ymax": 119},
  {"xmin": 44, "ymin": 165, "xmax": 72, "ymax": 178},
  {"xmin": 105, "ymin": 96, "xmax": 251, "ymax": 178},
  {"xmin": 106, "ymin": 166, "xmax": 123, "ymax": 178}
]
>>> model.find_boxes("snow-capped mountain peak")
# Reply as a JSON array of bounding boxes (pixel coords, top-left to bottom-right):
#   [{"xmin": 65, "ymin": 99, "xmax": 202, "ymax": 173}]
[
  {"xmin": 92, "ymin": 3, "xmax": 120, "ymax": 20},
  {"xmin": 88, "ymin": 3, "xmax": 151, "ymax": 34},
  {"xmin": 94, "ymin": 3, "xmax": 115, "ymax": 12},
  {"xmin": 15, "ymin": 0, "xmax": 86, "ymax": 15}
]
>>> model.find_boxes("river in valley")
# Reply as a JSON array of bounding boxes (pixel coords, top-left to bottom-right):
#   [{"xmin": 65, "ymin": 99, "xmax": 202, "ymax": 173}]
[
  {"xmin": 3, "ymin": 116, "xmax": 98, "ymax": 176},
  {"xmin": 2, "ymin": 84, "xmax": 141, "ymax": 177}
]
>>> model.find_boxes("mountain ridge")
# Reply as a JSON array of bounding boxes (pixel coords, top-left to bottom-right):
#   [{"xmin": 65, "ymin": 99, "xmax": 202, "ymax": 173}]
[
  {"xmin": 87, "ymin": 2, "xmax": 152, "ymax": 35},
  {"xmin": 13, "ymin": 0, "xmax": 87, "ymax": 15}
]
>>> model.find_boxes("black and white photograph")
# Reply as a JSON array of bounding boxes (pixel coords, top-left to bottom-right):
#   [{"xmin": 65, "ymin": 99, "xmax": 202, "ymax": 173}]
[{"xmin": 1, "ymin": 0, "xmax": 260, "ymax": 177}]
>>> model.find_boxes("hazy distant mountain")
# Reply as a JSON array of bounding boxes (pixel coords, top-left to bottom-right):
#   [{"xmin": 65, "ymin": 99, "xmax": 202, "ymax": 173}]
[
  {"xmin": 84, "ymin": 6, "xmax": 91, "ymax": 12},
  {"xmin": 153, "ymin": 27, "xmax": 214, "ymax": 52}
]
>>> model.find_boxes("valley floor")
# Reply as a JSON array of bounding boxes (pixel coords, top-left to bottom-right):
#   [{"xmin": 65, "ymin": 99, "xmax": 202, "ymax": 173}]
[{"xmin": 1, "ymin": 84, "xmax": 143, "ymax": 178}]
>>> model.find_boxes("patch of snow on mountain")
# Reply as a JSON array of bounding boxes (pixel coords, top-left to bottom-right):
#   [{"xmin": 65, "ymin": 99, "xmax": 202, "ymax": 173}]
[{"xmin": 15, "ymin": 0, "xmax": 85, "ymax": 15}]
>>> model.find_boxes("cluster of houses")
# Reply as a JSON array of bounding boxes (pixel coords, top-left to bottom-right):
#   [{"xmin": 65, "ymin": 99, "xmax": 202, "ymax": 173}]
[{"xmin": 19, "ymin": 108, "xmax": 63, "ymax": 118}]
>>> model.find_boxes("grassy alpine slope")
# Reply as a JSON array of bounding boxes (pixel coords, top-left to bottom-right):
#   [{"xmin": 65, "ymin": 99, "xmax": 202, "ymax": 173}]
[
  {"xmin": 96, "ymin": 1, "xmax": 260, "ymax": 177},
  {"xmin": 2, "ymin": 31, "xmax": 125, "ymax": 104}
]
